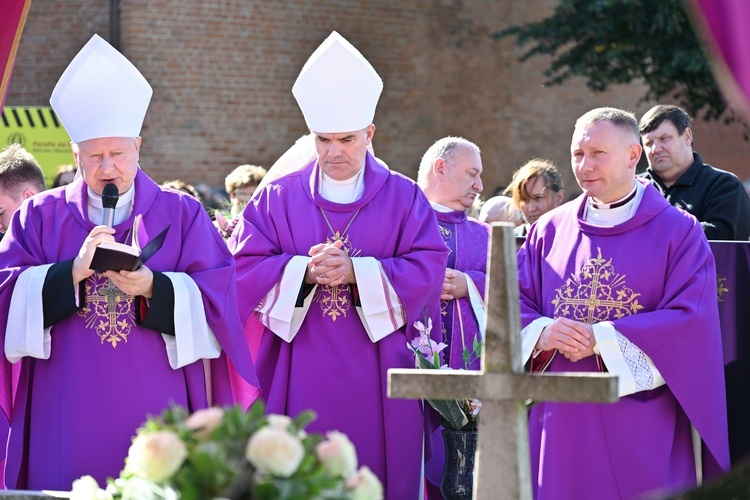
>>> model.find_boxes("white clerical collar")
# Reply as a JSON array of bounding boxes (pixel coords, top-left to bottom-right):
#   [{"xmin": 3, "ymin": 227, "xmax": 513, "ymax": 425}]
[
  {"xmin": 87, "ymin": 184, "xmax": 135, "ymax": 226},
  {"xmin": 589, "ymin": 183, "xmax": 638, "ymax": 209},
  {"xmin": 583, "ymin": 181, "xmax": 644, "ymax": 226},
  {"xmin": 319, "ymin": 160, "xmax": 365, "ymax": 203},
  {"xmin": 429, "ymin": 201, "xmax": 455, "ymax": 213}
]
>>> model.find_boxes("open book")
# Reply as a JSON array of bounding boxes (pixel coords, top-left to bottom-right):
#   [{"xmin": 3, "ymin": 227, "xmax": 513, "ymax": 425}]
[{"xmin": 90, "ymin": 215, "xmax": 170, "ymax": 272}]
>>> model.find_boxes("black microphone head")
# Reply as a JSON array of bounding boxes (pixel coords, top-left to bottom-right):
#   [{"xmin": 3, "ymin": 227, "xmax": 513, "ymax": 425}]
[{"xmin": 102, "ymin": 183, "xmax": 119, "ymax": 209}]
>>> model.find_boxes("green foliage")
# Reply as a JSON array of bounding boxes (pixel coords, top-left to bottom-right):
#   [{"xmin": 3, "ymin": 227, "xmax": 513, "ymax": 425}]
[
  {"xmin": 495, "ymin": 0, "xmax": 746, "ymax": 130},
  {"xmin": 409, "ymin": 342, "xmax": 471, "ymax": 430},
  {"xmin": 462, "ymin": 336, "xmax": 483, "ymax": 368}
]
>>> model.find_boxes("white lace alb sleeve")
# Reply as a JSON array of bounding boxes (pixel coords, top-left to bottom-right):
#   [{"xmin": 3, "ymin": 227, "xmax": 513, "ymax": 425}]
[
  {"xmin": 255, "ymin": 255, "xmax": 316, "ymax": 343},
  {"xmin": 161, "ymin": 272, "xmax": 221, "ymax": 369},
  {"xmin": 351, "ymin": 256, "xmax": 405, "ymax": 342},
  {"xmin": 4, "ymin": 265, "xmax": 54, "ymax": 363},
  {"xmin": 593, "ymin": 321, "xmax": 666, "ymax": 397},
  {"xmin": 520, "ymin": 316, "xmax": 554, "ymax": 364}
]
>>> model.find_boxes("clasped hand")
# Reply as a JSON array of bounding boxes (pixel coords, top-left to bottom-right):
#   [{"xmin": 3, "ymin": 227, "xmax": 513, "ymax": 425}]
[
  {"xmin": 72, "ymin": 225, "xmax": 155, "ymax": 298},
  {"xmin": 442, "ymin": 268, "xmax": 468, "ymax": 301},
  {"xmin": 536, "ymin": 317, "xmax": 595, "ymax": 362},
  {"xmin": 305, "ymin": 240, "xmax": 355, "ymax": 287}
]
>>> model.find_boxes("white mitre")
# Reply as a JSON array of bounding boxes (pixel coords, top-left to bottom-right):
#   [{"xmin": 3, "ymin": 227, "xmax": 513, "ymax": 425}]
[
  {"xmin": 50, "ymin": 34, "xmax": 152, "ymax": 142},
  {"xmin": 292, "ymin": 31, "xmax": 383, "ymax": 133}
]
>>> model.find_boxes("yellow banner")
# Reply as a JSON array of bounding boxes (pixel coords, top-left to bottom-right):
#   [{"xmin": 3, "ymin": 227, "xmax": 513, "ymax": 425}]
[{"xmin": 1, "ymin": 106, "xmax": 73, "ymax": 187}]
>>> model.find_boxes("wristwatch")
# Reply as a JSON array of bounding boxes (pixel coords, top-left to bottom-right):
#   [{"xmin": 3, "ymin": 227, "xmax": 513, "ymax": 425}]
[{"xmin": 592, "ymin": 343, "xmax": 600, "ymax": 356}]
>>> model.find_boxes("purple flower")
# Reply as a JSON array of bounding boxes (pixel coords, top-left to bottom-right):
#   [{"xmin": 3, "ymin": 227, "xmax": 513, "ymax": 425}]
[
  {"xmin": 466, "ymin": 399, "xmax": 482, "ymax": 417},
  {"xmin": 410, "ymin": 318, "xmax": 447, "ymax": 358}
]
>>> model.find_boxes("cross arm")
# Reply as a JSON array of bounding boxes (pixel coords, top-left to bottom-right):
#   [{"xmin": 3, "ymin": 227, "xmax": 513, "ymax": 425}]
[{"xmin": 388, "ymin": 369, "xmax": 619, "ymax": 404}]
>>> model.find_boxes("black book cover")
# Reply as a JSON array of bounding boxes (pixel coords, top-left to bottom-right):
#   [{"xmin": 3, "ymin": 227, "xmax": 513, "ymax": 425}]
[{"xmin": 90, "ymin": 222, "xmax": 170, "ymax": 272}]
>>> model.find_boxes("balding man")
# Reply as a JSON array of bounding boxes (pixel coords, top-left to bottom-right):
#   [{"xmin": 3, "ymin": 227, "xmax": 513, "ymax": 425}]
[{"xmin": 418, "ymin": 136, "xmax": 487, "ymax": 370}]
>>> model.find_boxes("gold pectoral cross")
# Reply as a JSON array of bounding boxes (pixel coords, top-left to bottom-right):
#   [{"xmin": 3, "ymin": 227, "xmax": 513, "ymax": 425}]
[
  {"xmin": 79, "ymin": 275, "xmax": 135, "ymax": 348},
  {"xmin": 316, "ymin": 232, "xmax": 357, "ymax": 321},
  {"xmin": 315, "ymin": 207, "xmax": 363, "ymax": 321}
]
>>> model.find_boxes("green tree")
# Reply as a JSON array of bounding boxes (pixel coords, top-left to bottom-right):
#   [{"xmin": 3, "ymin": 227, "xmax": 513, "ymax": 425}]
[{"xmin": 496, "ymin": 0, "xmax": 744, "ymax": 128}]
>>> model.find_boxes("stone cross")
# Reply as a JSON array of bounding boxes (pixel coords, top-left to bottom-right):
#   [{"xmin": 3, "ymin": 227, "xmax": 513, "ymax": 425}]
[{"xmin": 388, "ymin": 223, "xmax": 619, "ymax": 499}]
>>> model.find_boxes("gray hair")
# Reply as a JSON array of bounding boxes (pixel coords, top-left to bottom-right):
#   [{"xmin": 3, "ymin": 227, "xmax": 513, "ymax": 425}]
[
  {"xmin": 479, "ymin": 195, "xmax": 523, "ymax": 224},
  {"xmin": 575, "ymin": 107, "xmax": 639, "ymax": 144},
  {"xmin": 417, "ymin": 136, "xmax": 480, "ymax": 188}
]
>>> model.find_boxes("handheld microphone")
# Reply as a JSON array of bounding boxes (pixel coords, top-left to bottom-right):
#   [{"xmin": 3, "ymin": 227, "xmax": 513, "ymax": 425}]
[{"xmin": 101, "ymin": 183, "xmax": 119, "ymax": 228}]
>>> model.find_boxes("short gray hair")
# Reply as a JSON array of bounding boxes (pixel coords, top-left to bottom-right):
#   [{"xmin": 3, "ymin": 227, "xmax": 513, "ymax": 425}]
[
  {"xmin": 575, "ymin": 107, "xmax": 639, "ymax": 144},
  {"xmin": 417, "ymin": 136, "xmax": 480, "ymax": 188}
]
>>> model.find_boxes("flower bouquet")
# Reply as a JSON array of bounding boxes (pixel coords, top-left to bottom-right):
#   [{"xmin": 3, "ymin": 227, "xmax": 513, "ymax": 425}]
[
  {"xmin": 214, "ymin": 210, "xmax": 240, "ymax": 240},
  {"xmin": 72, "ymin": 401, "xmax": 382, "ymax": 500},
  {"xmin": 408, "ymin": 318, "xmax": 482, "ymax": 431}
]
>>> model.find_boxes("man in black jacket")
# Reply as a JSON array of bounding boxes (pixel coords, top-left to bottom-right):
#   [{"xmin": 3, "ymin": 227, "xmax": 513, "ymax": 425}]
[{"xmin": 639, "ymin": 104, "xmax": 750, "ymax": 240}]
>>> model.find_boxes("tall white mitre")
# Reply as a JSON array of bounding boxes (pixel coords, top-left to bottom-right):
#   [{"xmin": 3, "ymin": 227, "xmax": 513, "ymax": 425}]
[
  {"xmin": 50, "ymin": 34, "xmax": 153, "ymax": 143},
  {"xmin": 292, "ymin": 31, "xmax": 383, "ymax": 133}
]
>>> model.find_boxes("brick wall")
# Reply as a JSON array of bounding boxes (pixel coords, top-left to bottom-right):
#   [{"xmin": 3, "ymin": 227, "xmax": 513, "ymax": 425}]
[{"xmin": 7, "ymin": 0, "xmax": 750, "ymax": 195}]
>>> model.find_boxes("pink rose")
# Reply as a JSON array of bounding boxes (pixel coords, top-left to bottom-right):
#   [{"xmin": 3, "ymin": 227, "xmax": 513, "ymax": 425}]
[
  {"xmin": 345, "ymin": 466, "xmax": 384, "ymax": 500},
  {"xmin": 245, "ymin": 426, "xmax": 304, "ymax": 478},
  {"xmin": 185, "ymin": 407, "xmax": 225, "ymax": 440},
  {"xmin": 316, "ymin": 430, "xmax": 358, "ymax": 478},
  {"xmin": 124, "ymin": 430, "xmax": 188, "ymax": 484}
]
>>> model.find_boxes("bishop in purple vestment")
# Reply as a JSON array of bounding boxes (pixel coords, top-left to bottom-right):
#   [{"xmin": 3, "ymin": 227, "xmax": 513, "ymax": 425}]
[
  {"xmin": 231, "ymin": 32, "xmax": 448, "ymax": 499},
  {"xmin": 0, "ymin": 35, "xmax": 257, "ymax": 490},
  {"xmin": 518, "ymin": 108, "xmax": 729, "ymax": 499}
]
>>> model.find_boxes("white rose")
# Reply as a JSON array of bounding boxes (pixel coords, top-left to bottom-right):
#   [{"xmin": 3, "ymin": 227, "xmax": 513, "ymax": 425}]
[
  {"xmin": 124, "ymin": 430, "xmax": 188, "ymax": 484},
  {"xmin": 267, "ymin": 413, "xmax": 307, "ymax": 439},
  {"xmin": 71, "ymin": 475, "xmax": 113, "ymax": 500},
  {"xmin": 315, "ymin": 430, "xmax": 358, "ymax": 478},
  {"xmin": 185, "ymin": 407, "xmax": 225, "ymax": 440},
  {"xmin": 266, "ymin": 413, "xmax": 293, "ymax": 430},
  {"xmin": 245, "ymin": 426, "xmax": 304, "ymax": 478},
  {"xmin": 345, "ymin": 466, "xmax": 384, "ymax": 500}
]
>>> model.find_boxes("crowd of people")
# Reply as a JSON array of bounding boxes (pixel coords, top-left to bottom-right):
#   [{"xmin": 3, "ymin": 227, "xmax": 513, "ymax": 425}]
[{"xmin": 0, "ymin": 29, "xmax": 748, "ymax": 499}]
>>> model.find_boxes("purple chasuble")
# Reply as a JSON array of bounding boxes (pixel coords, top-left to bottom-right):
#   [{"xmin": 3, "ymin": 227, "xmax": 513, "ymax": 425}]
[
  {"xmin": 426, "ymin": 209, "xmax": 488, "ymax": 489},
  {"xmin": 517, "ymin": 180, "xmax": 730, "ymax": 499},
  {"xmin": 0, "ymin": 170, "xmax": 257, "ymax": 490},
  {"xmin": 231, "ymin": 153, "xmax": 448, "ymax": 499},
  {"xmin": 434, "ymin": 210, "xmax": 488, "ymax": 370}
]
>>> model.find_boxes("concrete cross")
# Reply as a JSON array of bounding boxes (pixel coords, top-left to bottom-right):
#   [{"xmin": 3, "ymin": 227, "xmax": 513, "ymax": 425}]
[{"xmin": 388, "ymin": 223, "xmax": 619, "ymax": 499}]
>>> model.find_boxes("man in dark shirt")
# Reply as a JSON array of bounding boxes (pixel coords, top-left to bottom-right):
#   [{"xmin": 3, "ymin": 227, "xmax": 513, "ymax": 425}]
[{"xmin": 639, "ymin": 104, "xmax": 750, "ymax": 240}]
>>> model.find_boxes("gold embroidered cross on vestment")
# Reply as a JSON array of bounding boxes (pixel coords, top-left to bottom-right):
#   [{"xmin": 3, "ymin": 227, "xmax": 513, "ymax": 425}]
[
  {"xmin": 78, "ymin": 275, "xmax": 134, "ymax": 348},
  {"xmin": 551, "ymin": 249, "xmax": 644, "ymax": 323},
  {"xmin": 316, "ymin": 207, "xmax": 362, "ymax": 321}
]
